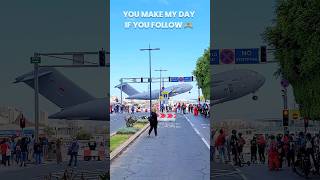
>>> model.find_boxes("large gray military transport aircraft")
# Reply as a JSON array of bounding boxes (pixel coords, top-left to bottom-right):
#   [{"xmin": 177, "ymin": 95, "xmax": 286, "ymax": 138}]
[{"xmin": 14, "ymin": 67, "xmax": 108, "ymax": 121}]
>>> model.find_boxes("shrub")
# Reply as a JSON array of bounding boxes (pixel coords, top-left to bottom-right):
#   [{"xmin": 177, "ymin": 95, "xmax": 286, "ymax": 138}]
[{"xmin": 116, "ymin": 127, "xmax": 138, "ymax": 134}]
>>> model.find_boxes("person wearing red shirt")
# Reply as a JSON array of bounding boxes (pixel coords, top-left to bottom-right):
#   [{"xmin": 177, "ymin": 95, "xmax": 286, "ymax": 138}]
[
  {"xmin": 0, "ymin": 139, "xmax": 9, "ymax": 166},
  {"xmin": 215, "ymin": 129, "xmax": 226, "ymax": 163}
]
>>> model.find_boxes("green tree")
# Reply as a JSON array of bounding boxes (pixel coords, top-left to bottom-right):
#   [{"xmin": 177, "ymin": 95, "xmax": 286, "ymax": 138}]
[
  {"xmin": 43, "ymin": 126, "xmax": 55, "ymax": 137},
  {"xmin": 76, "ymin": 130, "xmax": 92, "ymax": 140},
  {"xmin": 193, "ymin": 48, "xmax": 210, "ymax": 100},
  {"xmin": 264, "ymin": 0, "xmax": 320, "ymax": 119}
]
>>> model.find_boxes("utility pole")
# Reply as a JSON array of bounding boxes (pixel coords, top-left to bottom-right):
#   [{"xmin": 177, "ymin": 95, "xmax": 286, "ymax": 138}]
[
  {"xmin": 31, "ymin": 53, "xmax": 41, "ymax": 143},
  {"xmin": 155, "ymin": 68, "xmax": 167, "ymax": 108},
  {"xmin": 140, "ymin": 44, "xmax": 160, "ymax": 116},
  {"xmin": 120, "ymin": 78, "xmax": 123, "ymax": 105}
]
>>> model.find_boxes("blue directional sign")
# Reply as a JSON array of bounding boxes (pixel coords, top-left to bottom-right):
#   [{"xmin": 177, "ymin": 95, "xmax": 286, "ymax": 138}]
[
  {"xmin": 169, "ymin": 76, "xmax": 193, "ymax": 82},
  {"xmin": 210, "ymin": 49, "xmax": 219, "ymax": 65},
  {"xmin": 235, "ymin": 48, "xmax": 259, "ymax": 64}
]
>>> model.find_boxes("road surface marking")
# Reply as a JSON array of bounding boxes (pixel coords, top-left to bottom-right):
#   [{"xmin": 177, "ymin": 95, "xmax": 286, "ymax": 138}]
[
  {"xmin": 184, "ymin": 115, "xmax": 210, "ymax": 149},
  {"xmin": 194, "ymin": 128, "xmax": 201, "ymax": 135},
  {"xmin": 235, "ymin": 168, "xmax": 248, "ymax": 180}
]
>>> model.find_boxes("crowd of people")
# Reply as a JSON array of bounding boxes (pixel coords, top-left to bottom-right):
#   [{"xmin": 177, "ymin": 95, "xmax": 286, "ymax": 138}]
[
  {"xmin": 110, "ymin": 104, "xmax": 127, "ymax": 114},
  {"xmin": 0, "ymin": 135, "xmax": 50, "ymax": 167},
  {"xmin": 174, "ymin": 102, "xmax": 210, "ymax": 118},
  {"xmin": 211, "ymin": 128, "xmax": 320, "ymax": 175},
  {"xmin": 111, "ymin": 101, "xmax": 210, "ymax": 118},
  {"xmin": 0, "ymin": 135, "xmax": 87, "ymax": 168}
]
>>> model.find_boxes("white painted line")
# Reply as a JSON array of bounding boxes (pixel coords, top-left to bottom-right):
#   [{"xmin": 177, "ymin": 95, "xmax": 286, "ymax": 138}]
[
  {"xmin": 194, "ymin": 128, "xmax": 201, "ymax": 135},
  {"xmin": 235, "ymin": 168, "xmax": 248, "ymax": 180},
  {"xmin": 184, "ymin": 115, "xmax": 210, "ymax": 150},
  {"xmin": 202, "ymin": 137, "xmax": 210, "ymax": 149}
]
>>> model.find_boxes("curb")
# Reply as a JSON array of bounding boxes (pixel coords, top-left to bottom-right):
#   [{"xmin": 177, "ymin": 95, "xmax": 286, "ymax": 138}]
[
  {"xmin": 110, "ymin": 123, "xmax": 150, "ymax": 161},
  {"xmin": 110, "ymin": 132, "xmax": 117, "ymax": 137}
]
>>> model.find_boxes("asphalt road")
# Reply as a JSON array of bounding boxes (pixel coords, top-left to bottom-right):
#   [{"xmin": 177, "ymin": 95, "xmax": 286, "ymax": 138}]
[{"xmin": 110, "ymin": 113, "xmax": 210, "ymax": 180}]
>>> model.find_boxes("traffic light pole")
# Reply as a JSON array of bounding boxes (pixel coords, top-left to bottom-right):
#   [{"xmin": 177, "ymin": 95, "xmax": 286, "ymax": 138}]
[
  {"xmin": 34, "ymin": 61, "xmax": 39, "ymax": 143},
  {"xmin": 282, "ymin": 88, "xmax": 288, "ymax": 134}
]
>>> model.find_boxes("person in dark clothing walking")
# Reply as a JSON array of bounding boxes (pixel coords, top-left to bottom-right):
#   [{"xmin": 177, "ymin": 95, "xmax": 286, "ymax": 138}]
[
  {"xmin": 68, "ymin": 138, "xmax": 79, "ymax": 167},
  {"xmin": 250, "ymin": 136, "xmax": 258, "ymax": 164},
  {"xmin": 20, "ymin": 137, "xmax": 28, "ymax": 167},
  {"xmin": 148, "ymin": 108, "xmax": 158, "ymax": 136}
]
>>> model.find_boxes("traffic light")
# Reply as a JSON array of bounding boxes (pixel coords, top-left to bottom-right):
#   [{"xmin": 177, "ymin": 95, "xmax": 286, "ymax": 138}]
[
  {"xmin": 99, "ymin": 50, "xmax": 106, "ymax": 66},
  {"xmin": 304, "ymin": 117, "xmax": 309, "ymax": 128},
  {"xmin": 283, "ymin": 109, "xmax": 289, "ymax": 127},
  {"xmin": 20, "ymin": 114, "xmax": 26, "ymax": 129},
  {"xmin": 260, "ymin": 46, "xmax": 267, "ymax": 63}
]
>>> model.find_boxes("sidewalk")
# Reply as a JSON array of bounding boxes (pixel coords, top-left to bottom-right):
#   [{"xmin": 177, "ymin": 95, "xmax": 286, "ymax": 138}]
[
  {"xmin": 211, "ymin": 161, "xmax": 244, "ymax": 180},
  {"xmin": 0, "ymin": 160, "xmax": 107, "ymax": 179}
]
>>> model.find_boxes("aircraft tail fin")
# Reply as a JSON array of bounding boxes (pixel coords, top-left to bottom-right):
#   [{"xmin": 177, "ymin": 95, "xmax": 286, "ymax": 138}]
[
  {"xmin": 14, "ymin": 67, "xmax": 95, "ymax": 108},
  {"xmin": 115, "ymin": 83, "xmax": 139, "ymax": 96}
]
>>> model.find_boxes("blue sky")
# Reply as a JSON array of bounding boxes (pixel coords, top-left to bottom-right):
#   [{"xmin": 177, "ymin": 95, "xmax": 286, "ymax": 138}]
[{"xmin": 110, "ymin": 0, "xmax": 210, "ymax": 100}]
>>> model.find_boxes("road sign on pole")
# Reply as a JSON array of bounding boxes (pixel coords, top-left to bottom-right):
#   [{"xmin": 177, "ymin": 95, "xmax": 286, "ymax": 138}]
[
  {"xmin": 235, "ymin": 48, "xmax": 259, "ymax": 64},
  {"xmin": 30, "ymin": 56, "xmax": 41, "ymax": 64},
  {"xmin": 220, "ymin": 49, "xmax": 235, "ymax": 64},
  {"xmin": 281, "ymin": 79, "xmax": 289, "ymax": 88},
  {"xmin": 169, "ymin": 76, "xmax": 193, "ymax": 82},
  {"xmin": 210, "ymin": 49, "xmax": 219, "ymax": 65}
]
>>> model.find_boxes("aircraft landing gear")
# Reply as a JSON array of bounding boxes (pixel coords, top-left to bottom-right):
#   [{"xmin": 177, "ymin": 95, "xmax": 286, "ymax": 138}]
[{"xmin": 252, "ymin": 95, "xmax": 258, "ymax": 100}]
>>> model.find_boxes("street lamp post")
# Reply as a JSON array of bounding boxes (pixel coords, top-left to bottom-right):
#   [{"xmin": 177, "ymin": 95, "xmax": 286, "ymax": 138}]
[{"xmin": 140, "ymin": 44, "xmax": 160, "ymax": 116}]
